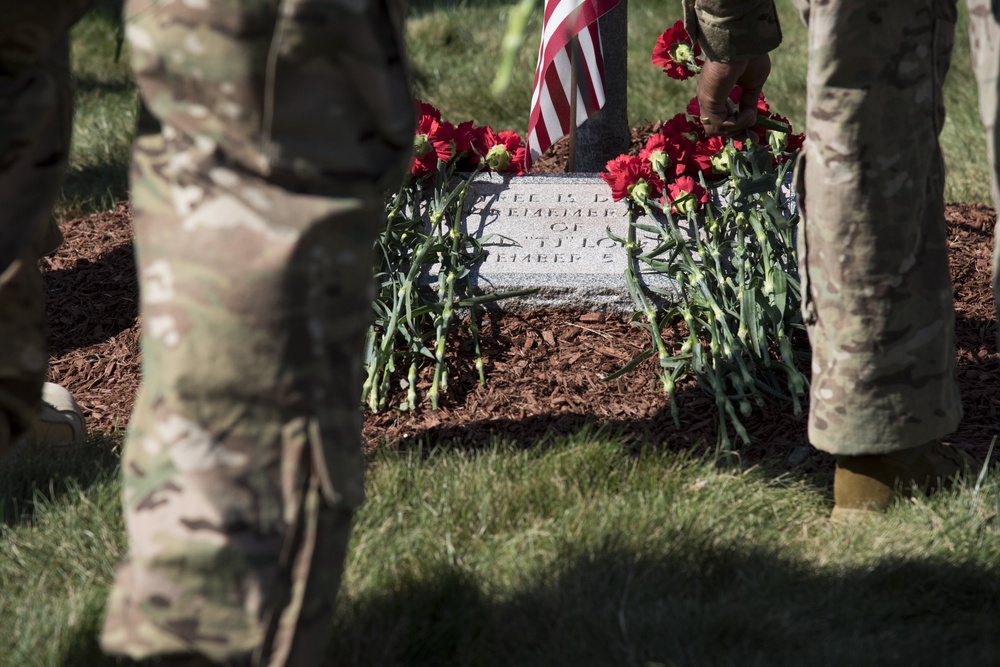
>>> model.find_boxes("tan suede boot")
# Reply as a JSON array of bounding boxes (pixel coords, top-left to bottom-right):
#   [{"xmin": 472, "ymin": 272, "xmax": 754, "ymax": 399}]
[{"xmin": 831, "ymin": 440, "xmax": 976, "ymax": 523}]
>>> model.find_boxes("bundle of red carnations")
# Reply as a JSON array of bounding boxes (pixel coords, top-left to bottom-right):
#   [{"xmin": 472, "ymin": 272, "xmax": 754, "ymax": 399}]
[
  {"xmin": 601, "ymin": 21, "xmax": 809, "ymax": 450},
  {"xmin": 409, "ymin": 100, "xmax": 528, "ymax": 180},
  {"xmin": 364, "ymin": 100, "xmax": 533, "ymax": 413}
]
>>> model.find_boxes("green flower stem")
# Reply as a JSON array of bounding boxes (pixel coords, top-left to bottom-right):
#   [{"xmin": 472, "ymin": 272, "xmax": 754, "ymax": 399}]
[{"xmin": 624, "ymin": 202, "xmax": 672, "ymax": 393}]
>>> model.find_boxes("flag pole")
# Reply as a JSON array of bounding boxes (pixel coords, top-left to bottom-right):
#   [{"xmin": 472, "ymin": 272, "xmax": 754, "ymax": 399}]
[{"xmin": 567, "ymin": 35, "xmax": 579, "ymax": 172}]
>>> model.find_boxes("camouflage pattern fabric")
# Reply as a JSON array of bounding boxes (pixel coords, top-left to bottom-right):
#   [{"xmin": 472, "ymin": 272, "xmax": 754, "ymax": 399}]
[
  {"xmin": 684, "ymin": 0, "xmax": 782, "ymax": 63},
  {"xmin": 966, "ymin": 0, "xmax": 1000, "ymax": 349},
  {"xmin": 0, "ymin": 0, "xmax": 83, "ymax": 459},
  {"xmin": 795, "ymin": 0, "xmax": 963, "ymax": 455},
  {"xmin": 100, "ymin": 0, "xmax": 413, "ymax": 664}
]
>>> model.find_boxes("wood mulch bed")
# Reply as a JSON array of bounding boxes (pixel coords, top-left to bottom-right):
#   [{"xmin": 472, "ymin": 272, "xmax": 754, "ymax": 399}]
[{"xmin": 42, "ymin": 191, "xmax": 1000, "ymax": 468}]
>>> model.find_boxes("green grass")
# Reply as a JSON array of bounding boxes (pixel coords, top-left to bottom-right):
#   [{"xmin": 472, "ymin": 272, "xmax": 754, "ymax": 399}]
[
  {"xmin": 0, "ymin": 437, "xmax": 125, "ymax": 667},
  {"xmin": 58, "ymin": 0, "xmax": 135, "ymax": 220},
  {"xmin": 333, "ymin": 436, "xmax": 1000, "ymax": 666},
  {"xmin": 3, "ymin": 433, "xmax": 1000, "ymax": 665}
]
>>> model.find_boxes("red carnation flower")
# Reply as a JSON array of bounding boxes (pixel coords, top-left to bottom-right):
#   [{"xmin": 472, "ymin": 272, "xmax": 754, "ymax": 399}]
[
  {"xmin": 662, "ymin": 112, "xmax": 705, "ymax": 144},
  {"xmin": 411, "ymin": 112, "xmax": 455, "ymax": 179},
  {"xmin": 786, "ymin": 132, "xmax": 805, "ymax": 154},
  {"xmin": 601, "ymin": 155, "xmax": 663, "ymax": 203},
  {"xmin": 474, "ymin": 127, "xmax": 526, "ymax": 175},
  {"xmin": 667, "ymin": 175, "xmax": 709, "ymax": 215},
  {"xmin": 640, "ymin": 133, "xmax": 673, "ymax": 175},
  {"xmin": 754, "ymin": 112, "xmax": 804, "ymax": 159},
  {"xmin": 416, "ymin": 99, "xmax": 442, "ymax": 121},
  {"xmin": 692, "ymin": 136, "xmax": 743, "ymax": 177},
  {"xmin": 651, "ymin": 20, "xmax": 703, "ymax": 81},
  {"xmin": 692, "ymin": 136, "xmax": 725, "ymax": 173},
  {"xmin": 451, "ymin": 120, "xmax": 477, "ymax": 169}
]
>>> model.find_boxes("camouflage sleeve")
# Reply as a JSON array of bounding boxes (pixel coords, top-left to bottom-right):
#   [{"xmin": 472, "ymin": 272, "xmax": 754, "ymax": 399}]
[{"xmin": 683, "ymin": 0, "xmax": 782, "ymax": 62}]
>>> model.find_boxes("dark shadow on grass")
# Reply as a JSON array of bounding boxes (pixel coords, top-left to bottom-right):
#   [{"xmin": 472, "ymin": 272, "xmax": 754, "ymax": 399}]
[
  {"xmin": 324, "ymin": 535, "xmax": 1000, "ymax": 666},
  {"xmin": 0, "ymin": 435, "xmax": 120, "ymax": 527},
  {"xmin": 61, "ymin": 529, "xmax": 1000, "ymax": 666}
]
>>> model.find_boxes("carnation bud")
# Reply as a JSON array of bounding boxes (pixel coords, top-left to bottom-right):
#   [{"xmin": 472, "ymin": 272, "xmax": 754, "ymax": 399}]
[
  {"xmin": 648, "ymin": 150, "xmax": 670, "ymax": 175},
  {"xmin": 413, "ymin": 134, "xmax": 432, "ymax": 157},
  {"xmin": 673, "ymin": 190, "xmax": 698, "ymax": 215},
  {"xmin": 710, "ymin": 152, "xmax": 729, "ymax": 175},
  {"xmin": 711, "ymin": 144, "xmax": 739, "ymax": 175},
  {"xmin": 486, "ymin": 144, "xmax": 511, "ymax": 171},
  {"xmin": 768, "ymin": 129, "xmax": 789, "ymax": 154},
  {"xmin": 629, "ymin": 178, "xmax": 652, "ymax": 204},
  {"xmin": 668, "ymin": 42, "xmax": 693, "ymax": 64}
]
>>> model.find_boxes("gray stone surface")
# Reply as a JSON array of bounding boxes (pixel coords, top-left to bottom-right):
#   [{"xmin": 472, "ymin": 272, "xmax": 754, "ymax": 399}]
[{"xmin": 459, "ymin": 173, "xmax": 675, "ymax": 313}]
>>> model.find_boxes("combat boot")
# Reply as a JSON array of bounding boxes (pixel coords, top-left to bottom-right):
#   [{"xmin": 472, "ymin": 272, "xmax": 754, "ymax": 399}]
[
  {"xmin": 33, "ymin": 382, "xmax": 86, "ymax": 447},
  {"xmin": 831, "ymin": 440, "xmax": 976, "ymax": 523}
]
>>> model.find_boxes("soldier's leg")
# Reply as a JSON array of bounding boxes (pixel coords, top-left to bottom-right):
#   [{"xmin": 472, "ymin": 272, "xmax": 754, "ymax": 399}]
[
  {"xmin": 102, "ymin": 0, "xmax": 412, "ymax": 662},
  {"xmin": 799, "ymin": 0, "xmax": 969, "ymax": 517},
  {"xmin": 100, "ymin": 124, "xmax": 375, "ymax": 662},
  {"xmin": 800, "ymin": 0, "xmax": 962, "ymax": 457},
  {"xmin": 966, "ymin": 0, "xmax": 1000, "ymax": 349}
]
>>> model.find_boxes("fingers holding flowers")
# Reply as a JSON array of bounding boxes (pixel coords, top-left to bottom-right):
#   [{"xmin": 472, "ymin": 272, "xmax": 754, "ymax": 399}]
[{"xmin": 696, "ymin": 54, "xmax": 771, "ymax": 137}]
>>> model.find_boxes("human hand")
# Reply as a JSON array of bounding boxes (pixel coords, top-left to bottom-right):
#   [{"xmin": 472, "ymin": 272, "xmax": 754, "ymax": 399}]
[{"xmin": 696, "ymin": 54, "xmax": 771, "ymax": 137}]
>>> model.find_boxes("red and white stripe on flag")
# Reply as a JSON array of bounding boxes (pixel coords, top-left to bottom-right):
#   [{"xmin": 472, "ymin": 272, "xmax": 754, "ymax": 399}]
[{"xmin": 526, "ymin": 0, "xmax": 621, "ymax": 169}]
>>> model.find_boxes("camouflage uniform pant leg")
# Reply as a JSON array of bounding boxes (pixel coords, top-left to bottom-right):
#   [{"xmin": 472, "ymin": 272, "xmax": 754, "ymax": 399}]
[
  {"xmin": 0, "ymin": 7, "xmax": 82, "ymax": 458},
  {"xmin": 96, "ymin": 126, "xmax": 382, "ymax": 665},
  {"xmin": 797, "ymin": 0, "xmax": 963, "ymax": 455},
  {"xmin": 966, "ymin": 0, "xmax": 1000, "ymax": 349},
  {"xmin": 99, "ymin": 118, "xmax": 381, "ymax": 665},
  {"xmin": 101, "ymin": 0, "xmax": 413, "ymax": 663}
]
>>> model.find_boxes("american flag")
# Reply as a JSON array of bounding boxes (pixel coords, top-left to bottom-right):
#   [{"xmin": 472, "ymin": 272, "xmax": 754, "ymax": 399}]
[{"xmin": 526, "ymin": 0, "xmax": 622, "ymax": 169}]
